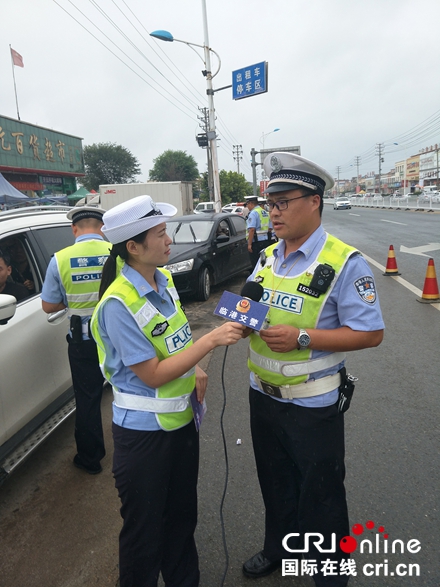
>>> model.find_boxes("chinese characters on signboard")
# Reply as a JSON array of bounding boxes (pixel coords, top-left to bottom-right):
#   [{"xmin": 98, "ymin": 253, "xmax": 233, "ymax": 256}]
[
  {"xmin": 232, "ymin": 61, "xmax": 268, "ymax": 101},
  {"xmin": 0, "ymin": 115, "xmax": 84, "ymax": 175}
]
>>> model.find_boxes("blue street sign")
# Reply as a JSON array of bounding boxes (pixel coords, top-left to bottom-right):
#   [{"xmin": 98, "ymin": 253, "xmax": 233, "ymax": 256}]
[{"xmin": 232, "ymin": 61, "xmax": 268, "ymax": 100}]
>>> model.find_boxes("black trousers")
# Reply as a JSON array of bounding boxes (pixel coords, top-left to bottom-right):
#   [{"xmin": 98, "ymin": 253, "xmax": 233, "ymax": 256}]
[
  {"xmin": 249, "ymin": 238, "xmax": 272, "ymax": 268},
  {"xmin": 249, "ymin": 387, "xmax": 350, "ymax": 587},
  {"xmin": 67, "ymin": 337, "xmax": 105, "ymax": 468},
  {"xmin": 113, "ymin": 421, "xmax": 200, "ymax": 587}
]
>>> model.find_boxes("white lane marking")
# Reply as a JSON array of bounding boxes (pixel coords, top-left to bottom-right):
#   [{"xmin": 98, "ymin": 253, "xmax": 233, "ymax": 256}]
[
  {"xmin": 380, "ymin": 219, "xmax": 407, "ymax": 225},
  {"xmin": 400, "ymin": 243, "xmax": 440, "ymax": 257},
  {"xmin": 362, "ymin": 252, "xmax": 440, "ymax": 312},
  {"xmin": 349, "ymin": 213, "xmax": 360, "ymax": 216}
]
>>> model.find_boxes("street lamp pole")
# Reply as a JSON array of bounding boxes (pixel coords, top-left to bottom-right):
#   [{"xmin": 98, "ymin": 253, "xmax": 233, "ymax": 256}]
[
  {"xmin": 201, "ymin": 0, "xmax": 221, "ymax": 212},
  {"xmin": 150, "ymin": 0, "xmax": 222, "ymax": 212}
]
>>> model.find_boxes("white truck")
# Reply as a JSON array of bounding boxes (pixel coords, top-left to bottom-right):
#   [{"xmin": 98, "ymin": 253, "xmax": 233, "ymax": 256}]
[{"xmin": 98, "ymin": 181, "xmax": 193, "ymax": 215}]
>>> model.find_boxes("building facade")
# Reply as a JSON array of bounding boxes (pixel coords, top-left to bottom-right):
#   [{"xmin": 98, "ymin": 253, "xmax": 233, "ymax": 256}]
[{"xmin": 0, "ymin": 115, "xmax": 84, "ymax": 196}]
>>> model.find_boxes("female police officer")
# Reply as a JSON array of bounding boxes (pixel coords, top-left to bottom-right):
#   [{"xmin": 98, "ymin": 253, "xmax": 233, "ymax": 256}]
[{"xmin": 90, "ymin": 196, "xmax": 244, "ymax": 587}]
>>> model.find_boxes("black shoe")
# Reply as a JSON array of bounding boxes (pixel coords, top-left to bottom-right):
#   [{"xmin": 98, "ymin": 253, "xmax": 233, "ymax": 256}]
[
  {"xmin": 73, "ymin": 455, "xmax": 102, "ymax": 475},
  {"xmin": 242, "ymin": 551, "xmax": 282, "ymax": 578}
]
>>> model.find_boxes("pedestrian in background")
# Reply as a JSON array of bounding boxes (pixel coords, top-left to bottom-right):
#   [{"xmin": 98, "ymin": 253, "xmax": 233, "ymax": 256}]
[
  {"xmin": 41, "ymin": 206, "xmax": 109, "ymax": 475},
  {"xmin": 242, "ymin": 152, "xmax": 384, "ymax": 586},
  {"xmin": 245, "ymin": 194, "xmax": 273, "ymax": 267},
  {"xmin": 90, "ymin": 195, "xmax": 244, "ymax": 587}
]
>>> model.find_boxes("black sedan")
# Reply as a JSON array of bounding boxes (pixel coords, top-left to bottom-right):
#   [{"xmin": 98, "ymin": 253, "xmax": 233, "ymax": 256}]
[{"xmin": 164, "ymin": 213, "xmax": 252, "ymax": 300}]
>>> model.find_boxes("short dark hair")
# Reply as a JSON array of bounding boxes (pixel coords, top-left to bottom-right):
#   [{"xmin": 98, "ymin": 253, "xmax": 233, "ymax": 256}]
[{"xmin": 0, "ymin": 248, "xmax": 12, "ymax": 267}]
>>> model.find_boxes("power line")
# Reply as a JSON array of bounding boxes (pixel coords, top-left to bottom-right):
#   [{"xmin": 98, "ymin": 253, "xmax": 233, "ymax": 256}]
[{"xmin": 54, "ymin": 0, "xmax": 198, "ymax": 121}]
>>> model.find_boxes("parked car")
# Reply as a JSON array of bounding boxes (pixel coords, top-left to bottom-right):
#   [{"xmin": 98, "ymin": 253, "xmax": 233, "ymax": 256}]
[
  {"xmin": 222, "ymin": 205, "xmax": 246, "ymax": 216},
  {"xmin": 333, "ymin": 196, "xmax": 352, "ymax": 210},
  {"xmin": 164, "ymin": 213, "xmax": 252, "ymax": 301},
  {"xmin": 0, "ymin": 206, "xmax": 76, "ymax": 483}
]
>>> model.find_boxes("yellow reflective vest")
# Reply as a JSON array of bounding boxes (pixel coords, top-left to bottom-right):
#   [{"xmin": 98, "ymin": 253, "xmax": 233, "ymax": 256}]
[
  {"xmin": 246, "ymin": 206, "xmax": 270, "ymax": 240},
  {"xmin": 55, "ymin": 238, "xmax": 110, "ymax": 317},
  {"xmin": 91, "ymin": 268, "xmax": 196, "ymax": 431},
  {"xmin": 248, "ymin": 234, "xmax": 358, "ymax": 387}
]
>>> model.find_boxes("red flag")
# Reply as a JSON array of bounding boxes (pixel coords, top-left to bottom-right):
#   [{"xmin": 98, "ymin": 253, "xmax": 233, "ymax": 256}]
[{"xmin": 11, "ymin": 48, "xmax": 24, "ymax": 68}]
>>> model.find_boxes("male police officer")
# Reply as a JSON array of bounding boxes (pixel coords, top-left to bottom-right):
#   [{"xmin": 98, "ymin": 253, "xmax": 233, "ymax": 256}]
[
  {"xmin": 242, "ymin": 153, "xmax": 384, "ymax": 586},
  {"xmin": 41, "ymin": 206, "xmax": 110, "ymax": 474},
  {"xmin": 245, "ymin": 194, "xmax": 273, "ymax": 267}
]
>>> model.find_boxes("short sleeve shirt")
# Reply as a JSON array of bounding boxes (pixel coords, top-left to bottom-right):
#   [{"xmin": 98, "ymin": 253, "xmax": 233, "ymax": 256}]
[{"xmin": 248, "ymin": 225, "xmax": 385, "ymax": 407}]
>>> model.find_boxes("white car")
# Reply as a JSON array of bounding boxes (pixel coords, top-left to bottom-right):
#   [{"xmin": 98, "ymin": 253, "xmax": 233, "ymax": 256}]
[
  {"xmin": 222, "ymin": 205, "xmax": 246, "ymax": 216},
  {"xmin": 333, "ymin": 196, "xmax": 351, "ymax": 210},
  {"xmin": 0, "ymin": 206, "xmax": 77, "ymax": 483}
]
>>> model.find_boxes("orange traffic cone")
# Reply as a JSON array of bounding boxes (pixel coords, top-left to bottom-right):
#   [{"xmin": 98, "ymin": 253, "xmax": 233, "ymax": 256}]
[
  {"xmin": 417, "ymin": 258, "xmax": 440, "ymax": 303},
  {"xmin": 383, "ymin": 245, "xmax": 401, "ymax": 276}
]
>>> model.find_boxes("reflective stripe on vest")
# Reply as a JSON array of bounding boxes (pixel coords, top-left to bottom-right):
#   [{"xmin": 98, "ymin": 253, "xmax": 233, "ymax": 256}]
[
  {"xmin": 91, "ymin": 268, "xmax": 195, "ymax": 431},
  {"xmin": 55, "ymin": 239, "xmax": 110, "ymax": 317},
  {"xmin": 248, "ymin": 348, "xmax": 346, "ymax": 377},
  {"xmin": 248, "ymin": 233, "xmax": 358, "ymax": 388}
]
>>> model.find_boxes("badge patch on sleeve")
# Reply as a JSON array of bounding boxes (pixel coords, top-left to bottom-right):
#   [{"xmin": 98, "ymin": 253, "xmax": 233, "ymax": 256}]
[
  {"xmin": 151, "ymin": 321, "xmax": 169, "ymax": 336},
  {"xmin": 354, "ymin": 276, "xmax": 377, "ymax": 304}
]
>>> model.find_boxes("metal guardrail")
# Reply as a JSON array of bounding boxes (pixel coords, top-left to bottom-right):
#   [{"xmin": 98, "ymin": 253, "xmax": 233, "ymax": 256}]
[{"xmin": 330, "ymin": 196, "xmax": 440, "ymax": 212}]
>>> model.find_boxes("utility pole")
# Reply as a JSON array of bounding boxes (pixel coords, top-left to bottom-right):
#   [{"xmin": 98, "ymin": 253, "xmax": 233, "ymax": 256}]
[
  {"xmin": 201, "ymin": 0, "xmax": 222, "ymax": 212},
  {"xmin": 233, "ymin": 145, "xmax": 243, "ymax": 174},
  {"xmin": 336, "ymin": 166, "xmax": 341, "ymax": 194},
  {"xmin": 377, "ymin": 143, "xmax": 384, "ymax": 194},
  {"xmin": 198, "ymin": 107, "xmax": 213, "ymax": 201},
  {"xmin": 436, "ymin": 146, "xmax": 439, "ymax": 190},
  {"xmin": 354, "ymin": 156, "xmax": 361, "ymax": 189}
]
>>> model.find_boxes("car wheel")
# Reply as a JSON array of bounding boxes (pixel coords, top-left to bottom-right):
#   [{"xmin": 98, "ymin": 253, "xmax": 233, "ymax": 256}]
[{"xmin": 196, "ymin": 267, "xmax": 211, "ymax": 301}]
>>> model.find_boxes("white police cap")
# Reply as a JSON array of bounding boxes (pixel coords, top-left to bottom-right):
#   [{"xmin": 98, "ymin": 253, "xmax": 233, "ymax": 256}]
[
  {"xmin": 101, "ymin": 195, "xmax": 177, "ymax": 244},
  {"xmin": 263, "ymin": 152, "xmax": 334, "ymax": 195}
]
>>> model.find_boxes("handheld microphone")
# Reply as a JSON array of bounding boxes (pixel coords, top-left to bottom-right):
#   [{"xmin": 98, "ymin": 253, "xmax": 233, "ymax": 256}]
[
  {"xmin": 213, "ymin": 281, "xmax": 268, "ymax": 331},
  {"xmin": 240, "ymin": 281, "xmax": 264, "ymax": 302}
]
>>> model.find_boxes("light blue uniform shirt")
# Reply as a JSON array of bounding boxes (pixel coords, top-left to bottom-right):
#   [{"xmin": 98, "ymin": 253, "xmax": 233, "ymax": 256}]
[
  {"xmin": 41, "ymin": 234, "xmax": 106, "ymax": 340},
  {"xmin": 248, "ymin": 225, "xmax": 385, "ymax": 407},
  {"xmin": 96, "ymin": 263, "xmax": 178, "ymax": 431},
  {"xmin": 247, "ymin": 206, "xmax": 273, "ymax": 241}
]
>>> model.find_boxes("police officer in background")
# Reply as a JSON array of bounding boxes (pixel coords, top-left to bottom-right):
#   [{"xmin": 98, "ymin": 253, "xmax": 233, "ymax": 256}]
[
  {"xmin": 245, "ymin": 194, "xmax": 273, "ymax": 267},
  {"xmin": 242, "ymin": 153, "xmax": 385, "ymax": 586},
  {"xmin": 41, "ymin": 206, "xmax": 110, "ymax": 475}
]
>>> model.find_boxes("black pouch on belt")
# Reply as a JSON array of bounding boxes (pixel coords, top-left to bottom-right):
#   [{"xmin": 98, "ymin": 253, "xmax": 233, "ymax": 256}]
[
  {"xmin": 337, "ymin": 367, "xmax": 357, "ymax": 413},
  {"xmin": 70, "ymin": 315, "xmax": 83, "ymax": 344}
]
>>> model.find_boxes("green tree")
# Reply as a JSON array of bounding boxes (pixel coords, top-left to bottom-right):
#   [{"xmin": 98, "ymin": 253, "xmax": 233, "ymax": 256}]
[
  {"xmin": 218, "ymin": 170, "xmax": 253, "ymax": 204},
  {"xmin": 199, "ymin": 170, "xmax": 253, "ymax": 204},
  {"xmin": 82, "ymin": 142, "xmax": 141, "ymax": 190},
  {"xmin": 149, "ymin": 150, "xmax": 199, "ymax": 182}
]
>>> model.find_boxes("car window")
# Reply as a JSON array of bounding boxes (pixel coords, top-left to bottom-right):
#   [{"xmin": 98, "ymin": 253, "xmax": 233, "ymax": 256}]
[
  {"xmin": 0, "ymin": 234, "xmax": 39, "ymax": 299},
  {"xmin": 230, "ymin": 215, "xmax": 246, "ymax": 236},
  {"xmin": 216, "ymin": 220, "xmax": 230, "ymax": 237},
  {"xmin": 167, "ymin": 220, "xmax": 214, "ymax": 243},
  {"xmin": 32, "ymin": 225, "xmax": 75, "ymax": 259}
]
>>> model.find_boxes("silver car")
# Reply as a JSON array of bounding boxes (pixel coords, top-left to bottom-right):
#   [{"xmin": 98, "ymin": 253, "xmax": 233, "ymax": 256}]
[
  {"xmin": 333, "ymin": 196, "xmax": 352, "ymax": 210},
  {"xmin": 0, "ymin": 206, "xmax": 76, "ymax": 483}
]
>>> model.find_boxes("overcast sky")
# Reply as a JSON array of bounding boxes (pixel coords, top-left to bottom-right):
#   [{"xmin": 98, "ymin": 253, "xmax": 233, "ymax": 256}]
[{"xmin": 2, "ymin": 0, "xmax": 440, "ymax": 184}]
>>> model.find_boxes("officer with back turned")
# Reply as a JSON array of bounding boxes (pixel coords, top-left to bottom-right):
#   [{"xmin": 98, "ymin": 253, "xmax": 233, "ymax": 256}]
[
  {"xmin": 41, "ymin": 206, "xmax": 110, "ymax": 474},
  {"xmin": 242, "ymin": 152, "xmax": 385, "ymax": 586}
]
